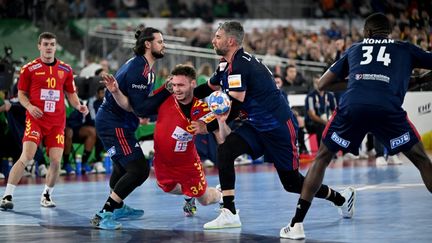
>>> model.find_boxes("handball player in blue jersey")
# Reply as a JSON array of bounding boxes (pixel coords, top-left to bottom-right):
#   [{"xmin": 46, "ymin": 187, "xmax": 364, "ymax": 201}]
[
  {"xmin": 90, "ymin": 27, "xmax": 172, "ymax": 229},
  {"xmin": 283, "ymin": 13, "xmax": 432, "ymax": 240},
  {"xmin": 193, "ymin": 21, "xmax": 353, "ymax": 231}
]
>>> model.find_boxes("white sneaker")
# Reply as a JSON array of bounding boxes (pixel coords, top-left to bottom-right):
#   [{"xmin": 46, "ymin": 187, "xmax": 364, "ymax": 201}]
[
  {"xmin": 202, "ymin": 159, "xmax": 214, "ymax": 167},
  {"xmin": 94, "ymin": 162, "xmax": 106, "ymax": 173},
  {"xmin": 234, "ymin": 154, "xmax": 252, "ymax": 166},
  {"xmin": 375, "ymin": 156, "xmax": 387, "ymax": 166},
  {"xmin": 338, "ymin": 187, "xmax": 356, "ymax": 218},
  {"xmin": 40, "ymin": 192, "xmax": 56, "ymax": 208},
  {"xmin": 388, "ymin": 155, "xmax": 403, "ymax": 165},
  {"xmin": 343, "ymin": 153, "xmax": 359, "ymax": 160},
  {"xmin": 38, "ymin": 164, "xmax": 48, "ymax": 177},
  {"xmin": 203, "ymin": 208, "xmax": 242, "ymax": 229},
  {"xmin": 280, "ymin": 222, "xmax": 305, "ymax": 239}
]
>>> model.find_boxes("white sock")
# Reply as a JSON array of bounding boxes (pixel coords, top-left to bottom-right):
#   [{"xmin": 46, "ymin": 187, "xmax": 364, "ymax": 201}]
[
  {"xmin": 4, "ymin": 184, "xmax": 16, "ymax": 198},
  {"xmin": 42, "ymin": 185, "xmax": 54, "ymax": 196}
]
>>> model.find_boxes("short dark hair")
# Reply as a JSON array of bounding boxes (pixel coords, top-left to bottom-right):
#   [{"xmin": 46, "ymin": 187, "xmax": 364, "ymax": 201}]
[
  {"xmin": 218, "ymin": 21, "xmax": 244, "ymax": 46},
  {"xmin": 133, "ymin": 27, "xmax": 162, "ymax": 55},
  {"xmin": 171, "ymin": 64, "xmax": 196, "ymax": 80},
  {"xmin": 38, "ymin": 32, "xmax": 56, "ymax": 44},
  {"xmin": 364, "ymin": 13, "xmax": 391, "ymax": 38}
]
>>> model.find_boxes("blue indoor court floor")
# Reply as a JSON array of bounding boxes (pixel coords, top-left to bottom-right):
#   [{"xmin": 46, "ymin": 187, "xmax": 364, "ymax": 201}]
[{"xmin": 0, "ymin": 155, "xmax": 431, "ymax": 243}]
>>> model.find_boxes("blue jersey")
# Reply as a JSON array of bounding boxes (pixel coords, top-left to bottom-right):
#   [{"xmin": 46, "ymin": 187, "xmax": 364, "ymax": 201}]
[
  {"xmin": 216, "ymin": 48, "xmax": 292, "ymax": 131},
  {"xmin": 98, "ymin": 55, "xmax": 155, "ymax": 130},
  {"xmin": 331, "ymin": 37, "xmax": 432, "ymax": 110}
]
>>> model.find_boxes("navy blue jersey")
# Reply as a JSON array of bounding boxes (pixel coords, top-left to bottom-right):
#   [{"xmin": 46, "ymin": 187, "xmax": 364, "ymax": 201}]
[
  {"xmin": 215, "ymin": 48, "xmax": 292, "ymax": 131},
  {"xmin": 304, "ymin": 90, "xmax": 336, "ymax": 123},
  {"xmin": 330, "ymin": 37, "xmax": 432, "ymax": 110},
  {"xmin": 98, "ymin": 55, "xmax": 155, "ymax": 130}
]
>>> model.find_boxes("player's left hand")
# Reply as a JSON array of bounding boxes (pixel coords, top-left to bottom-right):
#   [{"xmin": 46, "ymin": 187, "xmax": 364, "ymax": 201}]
[
  {"xmin": 191, "ymin": 121, "xmax": 208, "ymax": 135},
  {"xmin": 77, "ymin": 104, "xmax": 89, "ymax": 116},
  {"xmin": 101, "ymin": 74, "xmax": 119, "ymax": 93}
]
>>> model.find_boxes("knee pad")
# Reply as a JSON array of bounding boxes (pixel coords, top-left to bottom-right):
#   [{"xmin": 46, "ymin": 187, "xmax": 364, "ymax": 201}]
[
  {"xmin": 278, "ymin": 169, "xmax": 304, "ymax": 194},
  {"xmin": 125, "ymin": 157, "xmax": 150, "ymax": 186}
]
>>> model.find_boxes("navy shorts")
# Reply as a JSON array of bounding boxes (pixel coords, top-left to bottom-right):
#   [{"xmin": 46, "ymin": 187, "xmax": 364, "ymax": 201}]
[
  {"xmin": 322, "ymin": 104, "xmax": 420, "ymax": 155},
  {"xmin": 96, "ymin": 122, "xmax": 145, "ymax": 167},
  {"xmin": 234, "ymin": 113, "xmax": 300, "ymax": 171}
]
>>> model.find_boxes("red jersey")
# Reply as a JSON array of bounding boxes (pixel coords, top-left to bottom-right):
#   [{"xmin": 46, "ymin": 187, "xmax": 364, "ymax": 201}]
[
  {"xmin": 153, "ymin": 96, "xmax": 215, "ymax": 165},
  {"xmin": 18, "ymin": 58, "xmax": 75, "ymax": 125}
]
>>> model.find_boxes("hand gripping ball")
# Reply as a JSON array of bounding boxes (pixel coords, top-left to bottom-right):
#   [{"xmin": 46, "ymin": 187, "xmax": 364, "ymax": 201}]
[{"xmin": 207, "ymin": 91, "xmax": 231, "ymax": 115}]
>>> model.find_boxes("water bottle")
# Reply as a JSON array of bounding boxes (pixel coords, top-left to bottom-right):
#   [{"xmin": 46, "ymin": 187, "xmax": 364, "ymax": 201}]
[
  {"xmin": 75, "ymin": 154, "xmax": 82, "ymax": 175},
  {"xmin": 104, "ymin": 153, "xmax": 111, "ymax": 174}
]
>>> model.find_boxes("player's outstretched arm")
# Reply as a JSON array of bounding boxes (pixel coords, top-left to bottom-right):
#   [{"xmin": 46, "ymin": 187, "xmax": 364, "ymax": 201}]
[
  {"xmin": 318, "ymin": 70, "xmax": 347, "ymax": 92},
  {"xmin": 213, "ymin": 106, "xmax": 231, "ymax": 144}
]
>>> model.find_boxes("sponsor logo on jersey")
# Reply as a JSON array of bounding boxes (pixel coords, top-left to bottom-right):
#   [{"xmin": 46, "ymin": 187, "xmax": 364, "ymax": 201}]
[
  {"xmin": 171, "ymin": 126, "xmax": 193, "ymax": 142},
  {"xmin": 35, "ymin": 72, "xmax": 46, "ymax": 75},
  {"xmin": 331, "ymin": 132, "xmax": 350, "ymax": 148},
  {"xmin": 131, "ymin": 84, "xmax": 147, "ymax": 90},
  {"xmin": 107, "ymin": 146, "xmax": 116, "ymax": 157},
  {"xmin": 58, "ymin": 64, "xmax": 70, "ymax": 72},
  {"xmin": 40, "ymin": 89, "xmax": 60, "ymax": 101},
  {"xmin": 390, "ymin": 132, "xmax": 410, "ymax": 149},
  {"xmin": 228, "ymin": 74, "xmax": 242, "ymax": 88},
  {"xmin": 355, "ymin": 73, "xmax": 390, "ymax": 83},
  {"xmin": 29, "ymin": 63, "xmax": 42, "ymax": 71}
]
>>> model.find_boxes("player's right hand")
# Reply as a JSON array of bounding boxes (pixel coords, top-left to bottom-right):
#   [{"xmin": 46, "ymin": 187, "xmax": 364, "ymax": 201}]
[
  {"xmin": 27, "ymin": 104, "xmax": 43, "ymax": 119},
  {"xmin": 101, "ymin": 73, "xmax": 119, "ymax": 93}
]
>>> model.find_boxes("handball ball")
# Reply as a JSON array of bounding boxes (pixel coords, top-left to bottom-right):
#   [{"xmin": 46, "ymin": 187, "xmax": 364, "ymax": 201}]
[{"xmin": 207, "ymin": 91, "xmax": 231, "ymax": 115}]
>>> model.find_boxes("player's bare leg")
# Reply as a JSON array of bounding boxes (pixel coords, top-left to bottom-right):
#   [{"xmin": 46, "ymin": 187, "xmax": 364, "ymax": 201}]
[
  {"xmin": 403, "ymin": 142, "xmax": 432, "ymax": 193},
  {"xmin": 1, "ymin": 141, "xmax": 37, "ymax": 210}
]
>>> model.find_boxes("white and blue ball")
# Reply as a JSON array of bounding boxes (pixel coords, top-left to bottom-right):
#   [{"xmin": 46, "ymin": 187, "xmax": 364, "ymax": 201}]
[{"xmin": 207, "ymin": 91, "xmax": 231, "ymax": 115}]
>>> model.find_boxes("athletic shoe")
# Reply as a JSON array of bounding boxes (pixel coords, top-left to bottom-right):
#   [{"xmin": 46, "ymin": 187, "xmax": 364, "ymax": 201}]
[
  {"xmin": 388, "ymin": 155, "xmax": 403, "ymax": 165},
  {"xmin": 375, "ymin": 156, "xmax": 387, "ymax": 166},
  {"xmin": 92, "ymin": 162, "xmax": 106, "ymax": 173},
  {"xmin": 202, "ymin": 159, "xmax": 214, "ymax": 167},
  {"xmin": 112, "ymin": 204, "xmax": 144, "ymax": 220},
  {"xmin": 183, "ymin": 197, "xmax": 197, "ymax": 217},
  {"xmin": 82, "ymin": 164, "xmax": 93, "ymax": 175},
  {"xmin": 203, "ymin": 208, "xmax": 242, "ymax": 229},
  {"xmin": 338, "ymin": 186, "xmax": 356, "ymax": 218},
  {"xmin": 1, "ymin": 195, "xmax": 13, "ymax": 210},
  {"xmin": 40, "ymin": 191, "xmax": 56, "ymax": 208},
  {"xmin": 280, "ymin": 222, "xmax": 305, "ymax": 240},
  {"xmin": 343, "ymin": 153, "xmax": 359, "ymax": 160},
  {"xmin": 38, "ymin": 164, "xmax": 48, "ymax": 177},
  {"xmin": 91, "ymin": 211, "xmax": 122, "ymax": 230},
  {"xmin": 60, "ymin": 164, "xmax": 75, "ymax": 175}
]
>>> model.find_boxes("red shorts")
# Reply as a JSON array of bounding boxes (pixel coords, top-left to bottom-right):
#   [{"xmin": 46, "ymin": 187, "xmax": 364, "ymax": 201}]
[
  {"xmin": 154, "ymin": 158, "xmax": 208, "ymax": 198},
  {"xmin": 23, "ymin": 116, "xmax": 65, "ymax": 152}
]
